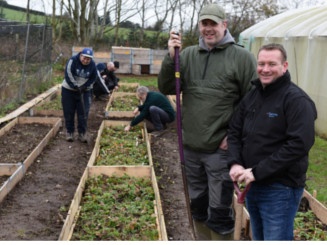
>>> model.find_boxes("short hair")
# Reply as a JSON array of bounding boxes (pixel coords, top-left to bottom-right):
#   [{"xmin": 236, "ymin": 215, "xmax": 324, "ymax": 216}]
[
  {"xmin": 258, "ymin": 43, "xmax": 287, "ymax": 62},
  {"xmin": 137, "ymin": 86, "xmax": 149, "ymax": 95}
]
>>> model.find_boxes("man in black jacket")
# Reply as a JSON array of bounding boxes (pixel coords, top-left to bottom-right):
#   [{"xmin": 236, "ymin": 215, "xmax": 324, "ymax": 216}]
[
  {"xmin": 228, "ymin": 43, "xmax": 317, "ymax": 241},
  {"xmin": 93, "ymin": 61, "xmax": 120, "ymax": 100}
]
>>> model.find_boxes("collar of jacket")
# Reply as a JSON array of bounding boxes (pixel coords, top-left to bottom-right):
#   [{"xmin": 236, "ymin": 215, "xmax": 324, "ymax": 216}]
[{"xmin": 252, "ymin": 70, "xmax": 291, "ymax": 95}]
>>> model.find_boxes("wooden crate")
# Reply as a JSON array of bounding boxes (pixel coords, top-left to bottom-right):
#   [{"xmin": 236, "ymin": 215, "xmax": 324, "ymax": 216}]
[
  {"xmin": 0, "ymin": 117, "xmax": 62, "ymax": 203},
  {"xmin": 58, "ymin": 165, "xmax": 167, "ymax": 241},
  {"xmin": 87, "ymin": 120, "xmax": 153, "ymax": 167}
]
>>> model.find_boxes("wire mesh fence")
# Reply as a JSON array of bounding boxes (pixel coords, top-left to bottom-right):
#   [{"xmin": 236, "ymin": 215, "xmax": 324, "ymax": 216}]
[{"xmin": 0, "ymin": 20, "xmax": 53, "ymax": 107}]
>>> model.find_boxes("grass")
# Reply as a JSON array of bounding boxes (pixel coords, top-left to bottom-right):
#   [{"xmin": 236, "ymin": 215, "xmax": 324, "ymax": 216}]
[
  {"xmin": 1, "ymin": 7, "xmax": 48, "ymax": 23},
  {"xmin": 119, "ymin": 75, "xmax": 158, "ymax": 87},
  {"xmin": 307, "ymin": 135, "xmax": 327, "ymax": 206}
]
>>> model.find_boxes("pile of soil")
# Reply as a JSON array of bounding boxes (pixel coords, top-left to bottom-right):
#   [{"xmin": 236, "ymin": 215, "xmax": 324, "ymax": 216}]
[{"xmin": 0, "ymin": 97, "xmax": 194, "ymax": 240}]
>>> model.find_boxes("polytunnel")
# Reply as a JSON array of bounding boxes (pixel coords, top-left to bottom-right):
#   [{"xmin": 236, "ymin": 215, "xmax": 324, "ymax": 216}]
[{"xmin": 238, "ymin": 5, "xmax": 327, "ymax": 138}]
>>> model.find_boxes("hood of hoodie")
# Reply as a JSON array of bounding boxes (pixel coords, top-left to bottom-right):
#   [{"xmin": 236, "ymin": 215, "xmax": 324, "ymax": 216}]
[{"xmin": 199, "ymin": 29, "xmax": 235, "ymax": 50}]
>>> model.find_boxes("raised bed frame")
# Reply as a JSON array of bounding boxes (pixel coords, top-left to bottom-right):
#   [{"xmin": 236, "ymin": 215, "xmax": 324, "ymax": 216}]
[
  {"xmin": 105, "ymin": 92, "xmax": 139, "ymax": 119},
  {"xmin": 58, "ymin": 165, "xmax": 167, "ymax": 241},
  {"xmin": 87, "ymin": 120, "xmax": 153, "ymax": 167},
  {"xmin": 30, "ymin": 88, "xmax": 63, "ymax": 117},
  {"xmin": 0, "ymin": 116, "xmax": 62, "ymax": 203}
]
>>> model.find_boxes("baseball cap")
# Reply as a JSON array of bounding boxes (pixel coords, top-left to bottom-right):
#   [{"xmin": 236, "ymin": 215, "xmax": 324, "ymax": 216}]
[
  {"xmin": 81, "ymin": 48, "xmax": 93, "ymax": 59},
  {"xmin": 199, "ymin": 4, "xmax": 226, "ymax": 23}
]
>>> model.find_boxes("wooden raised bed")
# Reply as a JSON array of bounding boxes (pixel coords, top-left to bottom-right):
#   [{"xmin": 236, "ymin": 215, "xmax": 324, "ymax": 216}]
[
  {"xmin": 59, "ymin": 165, "xmax": 167, "ymax": 241},
  {"xmin": 87, "ymin": 120, "xmax": 152, "ymax": 167},
  {"xmin": 31, "ymin": 89, "xmax": 63, "ymax": 117},
  {"xmin": 105, "ymin": 92, "xmax": 140, "ymax": 119},
  {"xmin": 0, "ymin": 116, "xmax": 62, "ymax": 203},
  {"xmin": 0, "ymin": 84, "xmax": 61, "ymax": 125}
]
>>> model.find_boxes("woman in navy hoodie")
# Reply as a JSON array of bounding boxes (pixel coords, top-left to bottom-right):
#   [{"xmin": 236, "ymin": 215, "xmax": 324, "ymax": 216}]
[{"xmin": 61, "ymin": 47, "xmax": 97, "ymax": 143}]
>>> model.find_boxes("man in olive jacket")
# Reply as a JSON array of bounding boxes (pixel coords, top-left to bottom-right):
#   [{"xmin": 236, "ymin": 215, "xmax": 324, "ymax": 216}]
[{"xmin": 157, "ymin": 4, "xmax": 257, "ymax": 240}]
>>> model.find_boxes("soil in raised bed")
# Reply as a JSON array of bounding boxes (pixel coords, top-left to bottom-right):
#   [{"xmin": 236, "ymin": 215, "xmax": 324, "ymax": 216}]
[{"xmin": 0, "ymin": 123, "xmax": 52, "ymax": 163}]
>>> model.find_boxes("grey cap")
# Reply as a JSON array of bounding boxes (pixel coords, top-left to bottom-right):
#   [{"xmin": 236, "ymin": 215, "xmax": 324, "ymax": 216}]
[{"xmin": 199, "ymin": 4, "xmax": 226, "ymax": 23}]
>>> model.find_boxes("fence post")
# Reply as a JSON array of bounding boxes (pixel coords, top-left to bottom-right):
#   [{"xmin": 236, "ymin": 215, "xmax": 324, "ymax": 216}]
[{"xmin": 19, "ymin": 22, "xmax": 30, "ymax": 102}]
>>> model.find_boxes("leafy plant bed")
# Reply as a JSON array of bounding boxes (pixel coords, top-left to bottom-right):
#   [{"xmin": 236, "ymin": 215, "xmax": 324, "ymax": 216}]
[
  {"xmin": 93, "ymin": 122, "xmax": 150, "ymax": 166},
  {"xmin": 71, "ymin": 173, "xmax": 158, "ymax": 240},
  {"xmin": 104, "ymin": 92, "xmax": 140, "ymax": 119},
  {"xmin": 294, "ymin": 208, "xmax": 327, "ymax": 240},
  {"xmin": 109, "ymin": 92, "xmax": 139, "ymax": 111},
  {"xmin": 59, "ymin": 166, "xmax": 167, "ymax": 241}
]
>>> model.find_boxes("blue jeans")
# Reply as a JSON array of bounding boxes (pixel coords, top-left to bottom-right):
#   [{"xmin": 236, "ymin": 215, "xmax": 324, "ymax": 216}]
[
  {"xmin": 61, "ymin": 87, "xmax": 92, "ymax": 134},
  {"xmin": 246, "ymin": 182, "xmax": 303, "ymax": 240},
  {"xmin": 146, "ymin": 106, "xmax": 173, "ymax": 131}
]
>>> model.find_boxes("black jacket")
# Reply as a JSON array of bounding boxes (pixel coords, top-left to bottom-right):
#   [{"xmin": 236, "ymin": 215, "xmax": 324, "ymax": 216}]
[{"xmin": 227, "ymin": 71, "xmax": 317, "ymax": 187}]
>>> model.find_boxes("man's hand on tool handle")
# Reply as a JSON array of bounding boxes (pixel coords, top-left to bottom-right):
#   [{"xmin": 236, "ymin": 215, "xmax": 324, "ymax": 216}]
[
  {"xmin": 229, "ymin": 164, "xmax": 255, "ymax": 186},
  {"xmin": 168, "ymin": 30, "xmax": 182, "ymax": 59}
]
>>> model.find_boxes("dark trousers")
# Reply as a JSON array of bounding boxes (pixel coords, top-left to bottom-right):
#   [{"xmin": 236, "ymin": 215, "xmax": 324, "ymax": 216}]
[
  {"xmin": 146, "ymin": 106, "xmax": 173, "ymax": 131},
  {"xmin": 61, "ymin": 87, "xmax": 92, "ymax": 134}
]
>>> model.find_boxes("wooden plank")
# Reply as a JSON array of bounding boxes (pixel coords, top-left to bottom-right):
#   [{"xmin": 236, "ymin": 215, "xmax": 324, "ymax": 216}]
[
  {"xmin": 119, "ymin": 82, "xmax": 139, "ymax": 87},
  {"xmin": 105, "ymin": 111, "xmax": 134, "ymax": 119},
  {"xmin": 88, "ymin": 165, "xmax": 152, "ymax": 178},
  {"xmin": 0, "ymin": 163, "xmax": 25, "ymax": 203},
  {"xmin": 0, "ymin": 163, "xmax": 21, "ymax": 176},
  {"xmin": 18, "ymin": 116, "xmax": 61, "ymax": 125},
  {"xmin": 0, "ymin": 117, "xmax": 18, "ymax": 137},
  {"xmin": 150, "ymin": 167, "xmax": 167, "ymax": 240},
  {"xmin": 58, "ymin": 168, "xmax": 88, "ymax": 241},
  {"xmin": 233, "ymin": 194, "xmax": 243, "ymax": 240},
  {"xmin": 31, "ymin": 110, "xmax": 63, "ymax": 117},
  {"xmin": 303, "ymin": 189, "xmax": 327, "ymax": 224},
  {"xmin": 86, "ymin": 121, "xmax": 104, "ymax": 167}
]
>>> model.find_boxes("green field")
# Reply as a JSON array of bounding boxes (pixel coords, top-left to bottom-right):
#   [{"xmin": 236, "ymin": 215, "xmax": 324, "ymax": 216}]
[{"xmin": 1, "ymin": 7, "xmax": 48, "ymax": 23}]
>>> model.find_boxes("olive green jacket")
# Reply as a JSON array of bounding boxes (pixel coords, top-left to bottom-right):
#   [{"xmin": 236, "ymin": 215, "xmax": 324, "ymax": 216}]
[{"xmin": 158, "ymin": 32, "xmax": 257, "ymax": 152}]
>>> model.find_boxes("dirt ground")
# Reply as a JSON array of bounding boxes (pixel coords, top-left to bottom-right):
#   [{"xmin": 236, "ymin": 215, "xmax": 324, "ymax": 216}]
[{"xmin": 0, "ymin": 94, "xmax": 194, "ymax": 240}]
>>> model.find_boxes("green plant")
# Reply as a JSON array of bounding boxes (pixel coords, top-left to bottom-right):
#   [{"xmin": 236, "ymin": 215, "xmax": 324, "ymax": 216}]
[
  {"xmin": 0, "ymin": 101, "xmax": 19, "ymax": 117},
  {"xmin": 71, "ymin": 174, "xmax": 159, "ymax": 240},
  {"xmin": 110, "ymin": 95, "xmax": 139, "ymax": 111},
  {"xmin": 294, "ymin": 210, "xmax": 327, "ymax": 240},
  {"xmin": 95, "ymin": 125, "xmax": 148, "ymax": 166}
]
